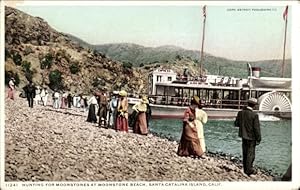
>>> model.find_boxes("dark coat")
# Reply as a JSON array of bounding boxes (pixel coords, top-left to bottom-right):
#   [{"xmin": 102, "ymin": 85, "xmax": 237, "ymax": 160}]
[
  {"xmin": 23, "ymin": 84, "xmax": 36, "ymax": 98},
  {"xmin": 235, "ymin": 107, "xmax": 261, "ymax": 143}
]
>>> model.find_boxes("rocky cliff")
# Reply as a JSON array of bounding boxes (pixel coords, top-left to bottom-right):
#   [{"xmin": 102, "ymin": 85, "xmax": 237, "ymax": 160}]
[{"xmin": 5, "ymin": 6, "xmax": 147, "ymax": 95}]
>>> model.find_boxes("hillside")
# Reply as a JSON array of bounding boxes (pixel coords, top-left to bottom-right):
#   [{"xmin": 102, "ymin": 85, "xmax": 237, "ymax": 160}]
[
  {"xmin": 90, "ymin": 44, "xmax": 291, "ymax": 78},
  {"xmin": 5, "ymin": 6, "xmax": 148, "ymax": 94}
]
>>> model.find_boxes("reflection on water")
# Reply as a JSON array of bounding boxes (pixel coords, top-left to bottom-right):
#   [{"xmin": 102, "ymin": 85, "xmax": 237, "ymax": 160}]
[{"xmin": 149, "ymin": 119, "xmax": 291, "ymax": 175}]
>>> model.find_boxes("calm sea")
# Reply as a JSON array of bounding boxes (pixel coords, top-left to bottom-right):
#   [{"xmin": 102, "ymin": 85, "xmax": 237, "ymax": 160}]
[{"xmin": 149, "ymin": 119, "xmax": 291, "ymax": 175}]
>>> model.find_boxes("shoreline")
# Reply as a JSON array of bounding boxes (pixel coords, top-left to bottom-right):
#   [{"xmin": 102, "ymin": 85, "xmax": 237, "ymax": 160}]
[
  {"xmin": 4, "ymin": 96, "xmax": 274, "ymax": 181},
  {"xmin": 149, "ymin": 131, "xmax": 280, "ymax": 177}
]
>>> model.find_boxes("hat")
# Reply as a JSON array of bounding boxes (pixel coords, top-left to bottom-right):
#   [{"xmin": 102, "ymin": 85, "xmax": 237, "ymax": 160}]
[
  {"xmin": 141, "ymin": 96, "xmax": 149, "ymax": 104},
  {"xmin": 113, "ymin": 90, "xmax": 119, "ymax": 95},
  {"xmin": 191, "ymin": 95, "xmax": 200, "ymax": 105},
  {"xmin": 119, "ymin": 90, "xmax": 127, "ymax": 97},
  {"xmin": 248, "ymin": 98, "xmax": 258, "ymax": 105},
  {"xmin": 149, "ymin": 98, "xmax": 155, "ymax": 103}
]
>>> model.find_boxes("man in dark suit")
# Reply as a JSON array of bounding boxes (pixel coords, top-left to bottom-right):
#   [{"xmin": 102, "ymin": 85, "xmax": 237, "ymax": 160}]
[
  {"xmin": 23, "ymin": 81, "xmax": 36, "ymax": 108},
  {"xmin": 235, "ymin": 98, "xmax": 261, "ymax": 176}
]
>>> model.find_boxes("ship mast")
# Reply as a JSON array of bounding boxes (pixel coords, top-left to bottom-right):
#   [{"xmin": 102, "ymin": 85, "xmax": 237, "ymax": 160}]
[
  {"xmin": 200, "ymin": 5, "xmax": 206, "ymax": 77},
  {"xmin": 281, "ymin": 5, "xmax": 288, "ymax": 78}
]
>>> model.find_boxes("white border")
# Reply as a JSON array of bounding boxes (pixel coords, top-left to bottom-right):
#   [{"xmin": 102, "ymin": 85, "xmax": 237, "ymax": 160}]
[
  {"xmin": 1, "ymin": 1, "xmax": 299, "ymax": 190},
  {"xmin": 1, "ymin": 0, "xmax": 6, "ymax": 188}
]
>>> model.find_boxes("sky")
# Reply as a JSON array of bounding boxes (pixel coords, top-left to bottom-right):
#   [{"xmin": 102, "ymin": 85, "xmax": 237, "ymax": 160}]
[{"xmin": 16, "ymin": 5, "xmax": 291, "ymax": 61}]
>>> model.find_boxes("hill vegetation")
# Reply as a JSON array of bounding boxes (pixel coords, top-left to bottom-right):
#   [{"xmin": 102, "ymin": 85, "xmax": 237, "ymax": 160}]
[{"xmin": 90, "ymin": 43, "xmax": 291, "ymax": 78}]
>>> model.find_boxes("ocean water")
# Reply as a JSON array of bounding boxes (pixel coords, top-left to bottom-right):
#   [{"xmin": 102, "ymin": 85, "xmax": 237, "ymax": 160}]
[{"xmin": 149, "ymin": 119, "xmax": 291, "ymax": 175}]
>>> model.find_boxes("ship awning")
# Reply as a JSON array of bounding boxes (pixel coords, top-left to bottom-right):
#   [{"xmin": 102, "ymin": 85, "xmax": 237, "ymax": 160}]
[{"xmin": 155, "ymin": 82, "xmax": 242, "ymax": 90}]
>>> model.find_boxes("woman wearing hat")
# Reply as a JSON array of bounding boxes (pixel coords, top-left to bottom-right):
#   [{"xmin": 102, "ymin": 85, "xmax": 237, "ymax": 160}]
[
  {"xmin": 116, "ymin": 90, "xmax": 129, "ymax": 132},
  {"xmin": 132, "ymin": 96, "xmax": 149, "ymax": 135},
  {"xmin": 7, "ymin": 77, "xmax": 15, "ymax": 100},
  {"xmin": 86, "ymin": 92, "xmax": 98, "ymax": 123},
  {"xmin": 177, "ymin": 95, "xmax": 208, "ymax": 158}
]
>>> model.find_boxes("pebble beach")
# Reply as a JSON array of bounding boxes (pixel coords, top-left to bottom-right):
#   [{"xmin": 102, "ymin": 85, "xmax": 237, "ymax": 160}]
[{"xmin": 5, "ymin": 95, "xmax": 273, "ymax": 182}]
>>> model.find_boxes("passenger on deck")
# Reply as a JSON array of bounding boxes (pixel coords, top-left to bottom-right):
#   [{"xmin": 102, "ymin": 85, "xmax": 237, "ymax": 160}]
[
  {"xmin": 115, "ymin": 90, "xmax": 129, "ymax": 132},
  {"xmin": 177, "ymin": 95, "xmax": 208, "ymax": 158},
  {"xmin": 132, "ymin": 96, "xmax": 149, "ymax": 135}
]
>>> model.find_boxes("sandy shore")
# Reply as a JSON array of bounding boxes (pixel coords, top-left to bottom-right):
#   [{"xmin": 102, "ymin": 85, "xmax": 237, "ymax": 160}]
[{"xmin": 5, "ymin": 96, "xmax": 273, "ymax": 181}]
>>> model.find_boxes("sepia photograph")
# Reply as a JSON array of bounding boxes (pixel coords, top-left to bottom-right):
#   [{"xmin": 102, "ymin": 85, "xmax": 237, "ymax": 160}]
[{"xmin": 1, "ymin": 1, "xmax": 297, "ymax": 190}]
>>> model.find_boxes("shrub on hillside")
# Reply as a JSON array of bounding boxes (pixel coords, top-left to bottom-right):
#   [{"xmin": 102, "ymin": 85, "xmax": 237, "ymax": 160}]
[
  {"xmin": 175, "ymin": 54, "xmax": 182, "ymax": 60},
  {"xmin": 69, "ymin": 62, "xmax": 80, "ymax": 74},
  {"xmin": 21, "ymin": 60, "xmax": 34, "ymax": 81},
  {"xmin": 40, "ymin": 53, "xmax": 54, "ymax": 69},
  {"xmin": 93, "ymin": 50, "xmax": 99, "ymax": 56},
  {"xmin": 21, "ymin": 61, "xmax": 31, "ymax": 72},
  {"xmin": 123, "ymin": 62, "xmax": 132, "ymax": 69},
  {"xmin": 12, "ymin": 51, "xmax": 22, "ymax": 66},
  {"xmin": 49, "ymin": 70, "xmax": 63, "ymax": 90}
]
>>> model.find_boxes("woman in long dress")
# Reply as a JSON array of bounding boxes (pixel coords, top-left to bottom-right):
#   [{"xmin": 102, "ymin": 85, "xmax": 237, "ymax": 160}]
[
  {"xmin": 177, "ymin": 96, "xmax": 208, "ymax": 158},
  {"xmin": 132, "ymin": 96, "xmax": 148, "ymax": 135},
  {"xmin": 7, "ymin": 78, "xmax": 15, "ymax": 100},
  {"xmin": 86, "ymin": 93, "xmax": 98, "ymax": 123},
  {"xmin": 115, "ymin": 90, "xmax": 129, "ymax": 132}
]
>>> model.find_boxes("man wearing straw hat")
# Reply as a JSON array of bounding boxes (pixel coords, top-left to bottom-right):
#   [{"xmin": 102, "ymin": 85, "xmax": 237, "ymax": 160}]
[{"xmin": 235, "ymin": 98, "xmax": 261, "ymax": 176}]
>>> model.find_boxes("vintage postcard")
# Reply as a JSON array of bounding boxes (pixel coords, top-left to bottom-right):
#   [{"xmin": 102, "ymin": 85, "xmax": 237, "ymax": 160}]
[{"xmin": 1, "ymin": 1, "xmax": 299, "ymax": 190}]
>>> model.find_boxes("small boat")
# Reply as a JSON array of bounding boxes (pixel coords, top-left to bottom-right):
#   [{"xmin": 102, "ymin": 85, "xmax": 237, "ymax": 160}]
[{"xmin": 249, "ymin": 77, "xmax": 291, "ymax": 89}]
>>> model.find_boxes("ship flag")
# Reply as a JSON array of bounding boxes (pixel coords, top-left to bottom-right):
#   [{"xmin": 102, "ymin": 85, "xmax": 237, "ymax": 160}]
[
  {"xmin": 203, "ymin": 5, "xmax": 207, "ymax": 18},
  {"xmin": 283, "ymin": 5, "xmax": 288, "ymax": 20}
]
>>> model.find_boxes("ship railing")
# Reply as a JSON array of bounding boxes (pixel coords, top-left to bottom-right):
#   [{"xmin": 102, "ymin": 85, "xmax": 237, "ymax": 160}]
[{"xmin": 149, "ymin": 95, "xmax": 248, "ymax": 109}]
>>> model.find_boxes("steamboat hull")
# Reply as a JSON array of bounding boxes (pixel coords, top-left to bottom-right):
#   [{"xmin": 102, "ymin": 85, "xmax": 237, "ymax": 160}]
[{"xmin": 129, "ymin": 104, "xmax": 291, "ymax": 120}]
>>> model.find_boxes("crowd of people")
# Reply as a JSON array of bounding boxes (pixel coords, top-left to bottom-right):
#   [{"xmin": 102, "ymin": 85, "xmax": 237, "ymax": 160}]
[
  {"xmin": 7, "ymin": 80, "xmax": 153, "ymax": 136},
  {"xmin": 6, "ymin": 80, "xmax": 291, "ymax": 179}
]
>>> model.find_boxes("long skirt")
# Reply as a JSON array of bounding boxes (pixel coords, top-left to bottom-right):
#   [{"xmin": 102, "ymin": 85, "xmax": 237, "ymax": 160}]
[
  {"xmin": 87, "ymin": 104, "xmax": 97, "ymax": 123},
  {"xmin": 7, "ymin": 88, "xmax": 14, "ymax": 100},
  {"xmin": 116, "ymin": 116, "xmax": 129, "ymax": 132},
  {"xmin": 53, "ymin": 98, "xmax": 59, "ymax": 109},
  {"xmin": 61, "ymin": 97, "xmax": 66, "ymax": 108},
  {"xmin": 177, "ymin": 122, "xmax": 204, "ymax": 157},
  {"xmin": 133, "ymin": 112, "xmax": 148, "ymax": 135},
  {"xmin": 109, "ymin": 109, "xmax": 117, "ymax": 128},
  {"xmin": 42, "ymin": 95, "xmax": 48, "ymax": 106},
  {"xmin": 199, "ymin": 138, "xmax": 206, "ymax": 153}
]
